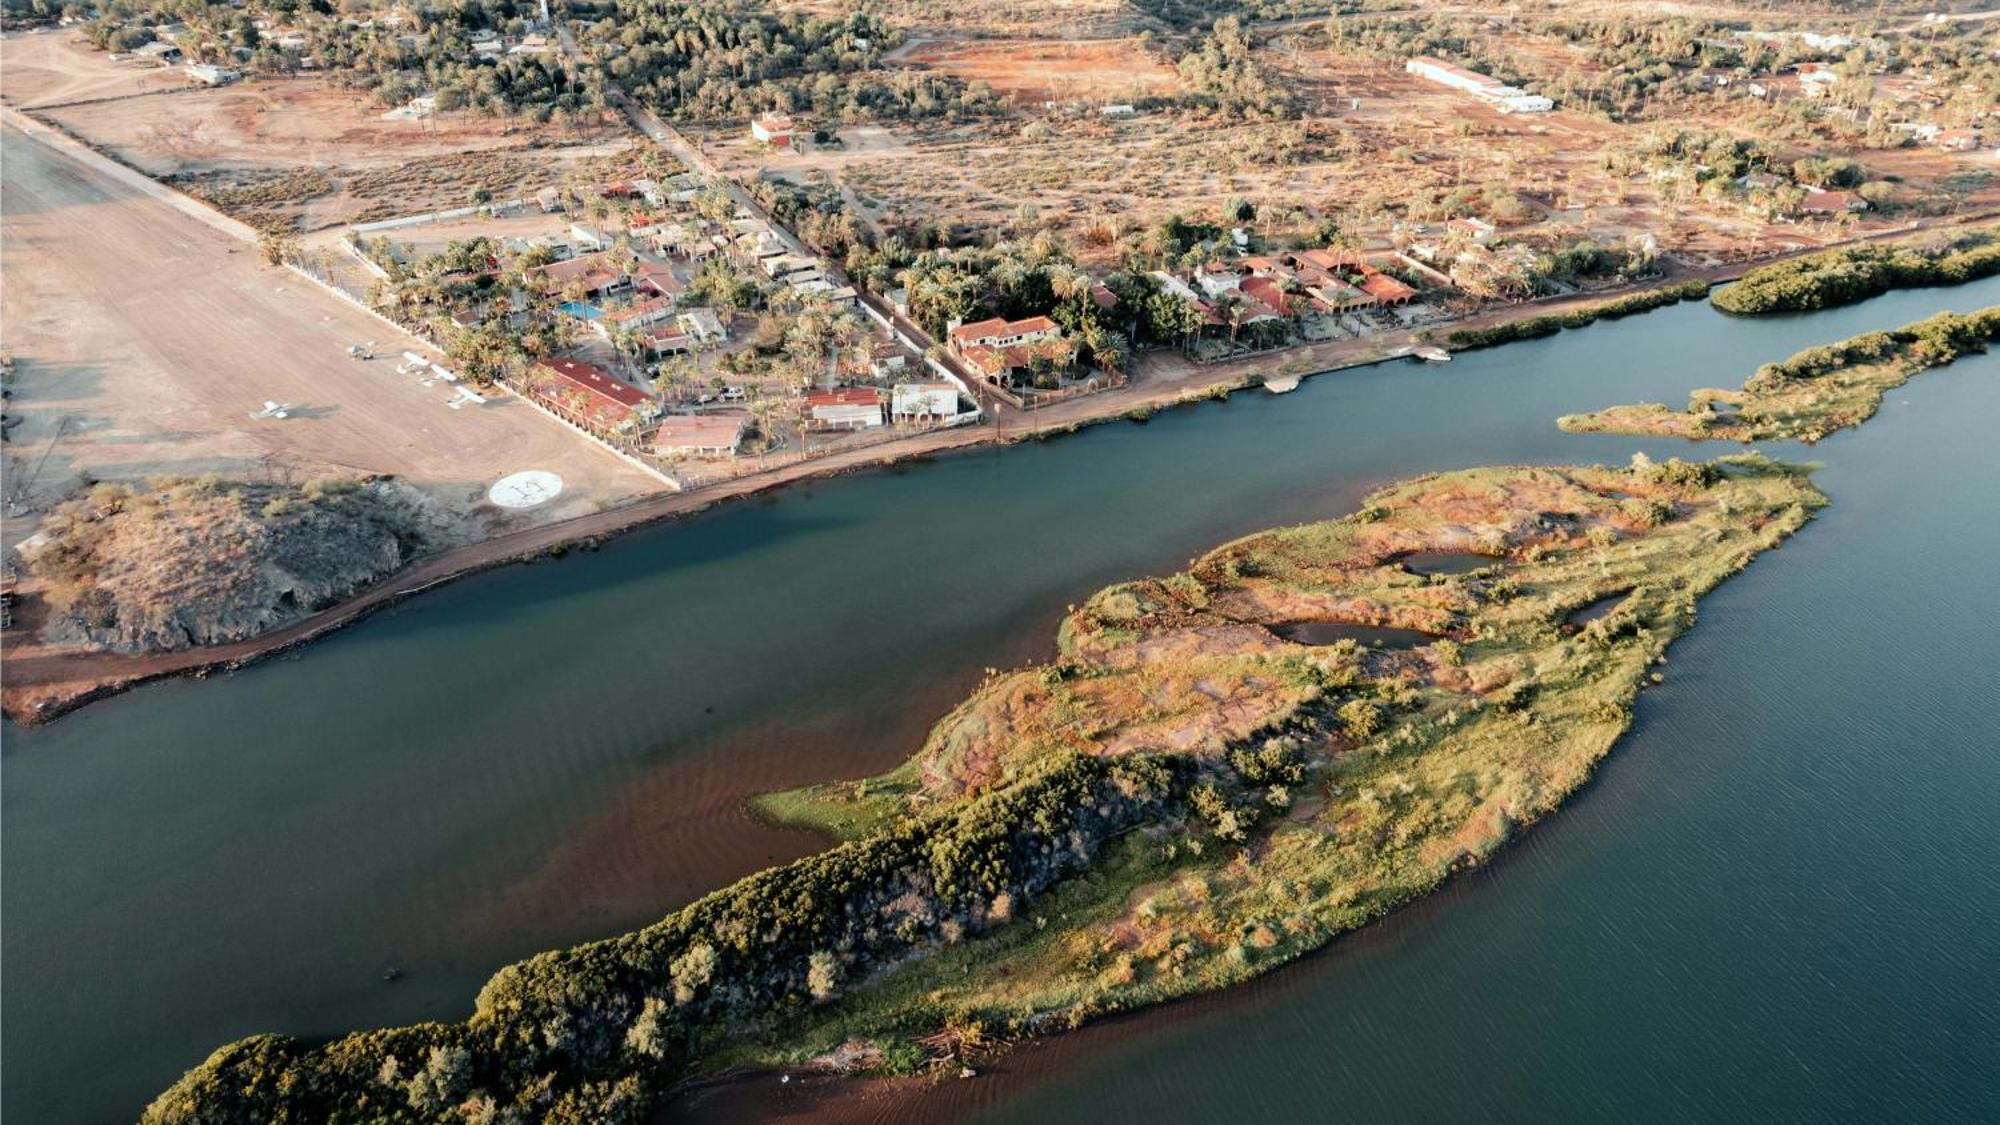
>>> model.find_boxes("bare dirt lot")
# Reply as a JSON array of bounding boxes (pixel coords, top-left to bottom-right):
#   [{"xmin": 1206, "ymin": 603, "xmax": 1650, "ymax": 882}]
[
  {"xmin": 0, "ymin": 27, "xmax": 184, "ymax": 107},
  {"xmin": 11, "ymin": 30, "xmax": 629, "ymax": 228},
  {"xmin": 904, "ymin": 37, "xmax": 1182, "ymax": 104},
  {"xmin": 0, "ymin": 122, "xmax": 661, "ymax": 549}
]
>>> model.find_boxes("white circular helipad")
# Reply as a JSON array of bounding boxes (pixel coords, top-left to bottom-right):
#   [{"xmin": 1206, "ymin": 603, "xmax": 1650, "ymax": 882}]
[{"xmin": 488, "ymin": 471, "xmax": 563, "ymax": 509}]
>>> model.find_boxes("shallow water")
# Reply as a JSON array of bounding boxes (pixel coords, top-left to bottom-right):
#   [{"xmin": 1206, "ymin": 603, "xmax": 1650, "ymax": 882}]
[
  {"xmin": 1271, "ymin": 620, "xmax": 1436, "ymax": 649},
  {"xmin": 6, "ymin": 280, "xmax": 1998, "ymax": 1123},
  {"xmin": 1397, "ymin": 550, "xmax": 1500, "ymax": 576}
]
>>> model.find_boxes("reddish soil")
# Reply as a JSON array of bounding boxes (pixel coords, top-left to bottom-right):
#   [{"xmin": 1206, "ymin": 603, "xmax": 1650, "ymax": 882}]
[{"xmin": 904, "ymin": 38, "xmax": 1181, "ymax": 105}]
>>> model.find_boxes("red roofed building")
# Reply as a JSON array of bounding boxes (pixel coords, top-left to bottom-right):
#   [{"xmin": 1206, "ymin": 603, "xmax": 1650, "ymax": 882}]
[
  {"xmin": 635, "ymin": 264, "xmax": 687, "ymax": 304},
  {"xmin": 525, "ymin": 357, "xmax": 656, "ymax": 439},
  {"xmin": 949, "ymin": 315, "xmax": 1061, "ymax": 351},
  {"xmin": 805, "ymin": 386, "xmax": 885, "ymax": 430},
  {"xmin": 1237, "ymin": 275, "xmax": 1296, "ymax": 319},
  {"xmin": 527, "ymin": 252, "xmax": 630, "ymax": 299},
  {"xmin": 1800, "ymin": 189, "xmax": 1868, "ymax": 215},
  {"xmin": 751, "ymin": 113, "xmax": 795, "ymax": 149},
  {"xmin": 1358, "ymin": 271, "xmax": 1416, "ymax": 305}
]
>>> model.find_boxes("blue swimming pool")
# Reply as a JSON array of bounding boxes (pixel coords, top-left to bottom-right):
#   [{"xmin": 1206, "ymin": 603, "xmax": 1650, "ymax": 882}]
[{"xmin": 560, "ymin": 301, "xmax": 604, "ymax": 321}]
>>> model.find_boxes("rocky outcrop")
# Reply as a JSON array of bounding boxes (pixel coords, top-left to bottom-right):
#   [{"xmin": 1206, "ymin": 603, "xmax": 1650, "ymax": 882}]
[{"xmin": 22, "ymin": 476, "xmax": 430, "ymax": 654}]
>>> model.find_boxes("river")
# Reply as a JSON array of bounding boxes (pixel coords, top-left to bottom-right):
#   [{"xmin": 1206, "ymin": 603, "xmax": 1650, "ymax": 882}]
[{"xmin": 6, "ymin": 281, "xmax": 1998, "ymax": 1123}]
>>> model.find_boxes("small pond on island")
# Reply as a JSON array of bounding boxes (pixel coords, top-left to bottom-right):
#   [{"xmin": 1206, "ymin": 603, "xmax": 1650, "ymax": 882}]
[
  {"xmin": 1397, "ymin": 551, "xmax": 1502, "ymax": 577},
  {"xmin": 7, "ymin": 280, "xmax": 2000, "ymax": 1124},
  {"xmin": 1271, "ymin": 621, "xmax": 1437, "ymax": 649}
]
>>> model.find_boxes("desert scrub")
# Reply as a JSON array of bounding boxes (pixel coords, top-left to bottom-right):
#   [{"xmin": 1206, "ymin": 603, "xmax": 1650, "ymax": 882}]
[
  {"xmin": 1560, "ymin": 306, "xmax": 2000, "ymax": 443},
  {"xmin": 147, "ymin": 456, "xmax": 1824, "ymax": 1124}
]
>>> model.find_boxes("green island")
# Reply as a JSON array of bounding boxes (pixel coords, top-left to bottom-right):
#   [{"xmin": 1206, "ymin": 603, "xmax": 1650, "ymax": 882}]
[
  {"xmin": 1710, "ymin": 230, "xmax": 2000, "ymax": 315},
  {"xmin": 150, "ymin": 455, "xmax": 1824, "ymax": 1124},
  {"xmin": 1559, "ymin": 307, "xmax": 2000, "ymax": 444}
]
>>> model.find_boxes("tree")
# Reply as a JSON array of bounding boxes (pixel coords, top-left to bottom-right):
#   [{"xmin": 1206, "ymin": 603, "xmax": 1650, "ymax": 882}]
[
  {"xmin": 256, "ymin": 223, "xmax": 299, "ymax": 267},
  {"xmin": 806, "ymin": 950, "xmax": 838, "ymax": 1002}
]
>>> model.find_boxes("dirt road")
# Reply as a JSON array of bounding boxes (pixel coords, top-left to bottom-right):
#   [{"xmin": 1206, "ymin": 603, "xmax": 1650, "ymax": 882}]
[{"xmin": 0, "ymin": 119, "xmax": 660, "ymax": 531}]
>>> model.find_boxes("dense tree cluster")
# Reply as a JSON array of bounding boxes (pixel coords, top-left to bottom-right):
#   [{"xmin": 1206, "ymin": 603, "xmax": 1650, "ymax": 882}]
[
  {"xmin": 1749, "ymin": 306, "xmax": 2000, "ymax": 388},
  {"xmin": 886, "ymin": 235, "xmax": 1132, "ymax": 375},
  {"xmin": 580, "ymin": 0, "xmax": 994, "ymax": 123},
  {"xmin": 145, "ymin": 751, "xmax": 1182, "ymax": 1123},
  {"xmin": 1174, "ymin": 16, "xmax": 1292, "ymax": 117},
  {"xmin": 1713, "ymin": 233, "xmax": 2000, "ymax": 314}
]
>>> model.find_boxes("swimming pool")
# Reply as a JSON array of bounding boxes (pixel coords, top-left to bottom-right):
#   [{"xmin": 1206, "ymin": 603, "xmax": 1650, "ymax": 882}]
[{"xmin": 559, "ymin": 301, "xmax": 604, "ymax": 320}]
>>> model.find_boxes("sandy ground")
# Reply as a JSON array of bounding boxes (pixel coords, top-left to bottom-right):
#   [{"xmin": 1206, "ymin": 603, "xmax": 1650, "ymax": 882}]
[
  {"xmin": 903, "ymin": 37, "xmax": 1181, "ymax": 105},
  {"xmin": 0, "ymin": 27, "xmax": 185, "ymax": 108},
  {"xmin": 0, "ymin": 121, "xmax": 661, "ymax": 549}
]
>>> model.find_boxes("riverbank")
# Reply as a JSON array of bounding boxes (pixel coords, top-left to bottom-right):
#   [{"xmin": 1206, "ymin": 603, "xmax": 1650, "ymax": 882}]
[{"xmin": 6, "ymin": 208, "xmax": 1997, "ymax": 728}]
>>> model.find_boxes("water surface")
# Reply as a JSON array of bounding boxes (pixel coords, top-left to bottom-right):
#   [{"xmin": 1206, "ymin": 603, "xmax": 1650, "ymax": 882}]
[{"xmin": 6, "ymin": 280, "xmax": 1998, "ymax": 1123}]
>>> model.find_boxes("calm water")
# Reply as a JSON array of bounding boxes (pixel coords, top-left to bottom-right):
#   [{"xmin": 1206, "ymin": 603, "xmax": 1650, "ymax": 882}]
[{"xmin": 6, "ymin": 280, "xmax": 1998, "ymax": 1123}]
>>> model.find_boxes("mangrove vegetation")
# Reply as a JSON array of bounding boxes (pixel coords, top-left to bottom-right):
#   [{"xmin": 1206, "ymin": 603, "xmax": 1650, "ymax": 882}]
[
  {"xmin": 1711, "ymin": 228, "xmax": 2000, "ymax": 315},
  {"xmin": 1560, "ymin": 306, "xmax": 2000, "ymax": 443}
]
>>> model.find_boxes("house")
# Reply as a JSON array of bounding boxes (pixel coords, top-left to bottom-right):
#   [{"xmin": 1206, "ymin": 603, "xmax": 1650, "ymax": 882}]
[
  {"xmin": 750, "ymin": 113, "xmax": 795, "ymax": 149},
  {"xmin": 868, "ymin": 341, "xmax": 907, "ymax": 378},
  {"xmin": 569, "ymin": 223, "xmax": 611, "ymax": 252},
  {"xmin": 1739, "ymin": 171, "xmax": 1784, "ymax": 191},
  {"xmin": 806, "ymin": 386, "xmax": 885, "ymax": 431},
  {"xmin": 959, "ymin": 338, "xmax": 1076, "ymax": 384},
  {"xmin": 509, "ymin": 34, "xmax": 553, "ymax": 55},
  {"xmin": 1800, "ymin": 189, "xmax": 1868, "ymax": 215},
  {"xmin": 526, "ymin": 357, "xmax": 655, "ymax": 436},
  {"xmin": 527, "ymin": 252, "xmax": 629, "ymax": 298},
  {"xmin": 524, "ymin": 234, "xmax": 575, "ymax": 261},
  {"xmin": 678, "ymin": 307, "xmax": 727, "ymax": 344},
  {"xmin": 892, "ymin": 382, "xmax": 961, "ymax": 424},
  {"xmin": 595, "ymin": 296, "xmax": 676, "ymax": 337},
  {"xmin": 1448, "ymin": 217, "xmax": 1497, "ymax": 244},
  {"xmin": 134, "ymin": 40, "xmax": 182, "ymax": 65},
  {"xmin": 655, "ymin": 413, "xmax": 747, "ymax": 458},
  {"xmin": 634, "ymin": 264, "xmax": 686, "ymax": 304},
  {"xmin": 1089, "ymin": 284, "xmax": 1120, "ymax": 313},
  {"xmin": 643, "ymin": 325, "xmax": 692, "ymax": 356},
  {"xmin": 536, "ymin": 187, "xmax": 565, "ymax": 214},
  {"xmin": 1938, "ymin": 128, "xmax": 1980, "ymax": 152},
  {"xmin": 184, "ymin": 64, "xmax": 239, "ymax": 86},
  {"xmin": 1101, "ymin": 104, "xmax": 1138, "ymax": 118},
  {"xmin": 949, "ymin": 315, "xmax": 1061, "ymax": 352},
  {"xmin": 1796, "ymin": 63, "xmax": 1840, "ymax": 98}
]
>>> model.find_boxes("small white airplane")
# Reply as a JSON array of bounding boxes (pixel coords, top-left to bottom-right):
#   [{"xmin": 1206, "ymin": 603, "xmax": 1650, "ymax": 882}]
[{"xmin": 247, "ymin": 400, "xmax": 292, "ymax": 420}]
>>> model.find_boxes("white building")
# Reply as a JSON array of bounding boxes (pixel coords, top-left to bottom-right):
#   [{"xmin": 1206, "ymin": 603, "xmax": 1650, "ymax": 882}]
[
  {"xmin": 892, "ymin": 382, "xmax": 960, "ymax": 424},
  {"xmin": 1406, "ymin": 56, "xmax": 1552, "ymax": 113}
]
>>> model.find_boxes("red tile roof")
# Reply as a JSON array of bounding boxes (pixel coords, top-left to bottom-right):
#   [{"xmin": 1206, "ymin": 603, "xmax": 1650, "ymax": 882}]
[
  {"xmin": 806, "ymin": 386, "xmax": 883, "ymax": 408},
  {"xmin": 1359, "ymin": 271, "xmax": 1416, "ymax": 303},
  {"xmin": 950, "ymin": 315, "xmax": 1060, "ymax": 344},
  {"xmin": 531, "ymin": 357, "xmax": 653, "ymax": 429}
]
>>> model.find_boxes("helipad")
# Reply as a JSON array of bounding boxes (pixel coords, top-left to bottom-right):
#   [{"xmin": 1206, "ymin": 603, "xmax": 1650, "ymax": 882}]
[{"xmin": 488, "ymin": 470, "xmax": 563, "ymax": 509}]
